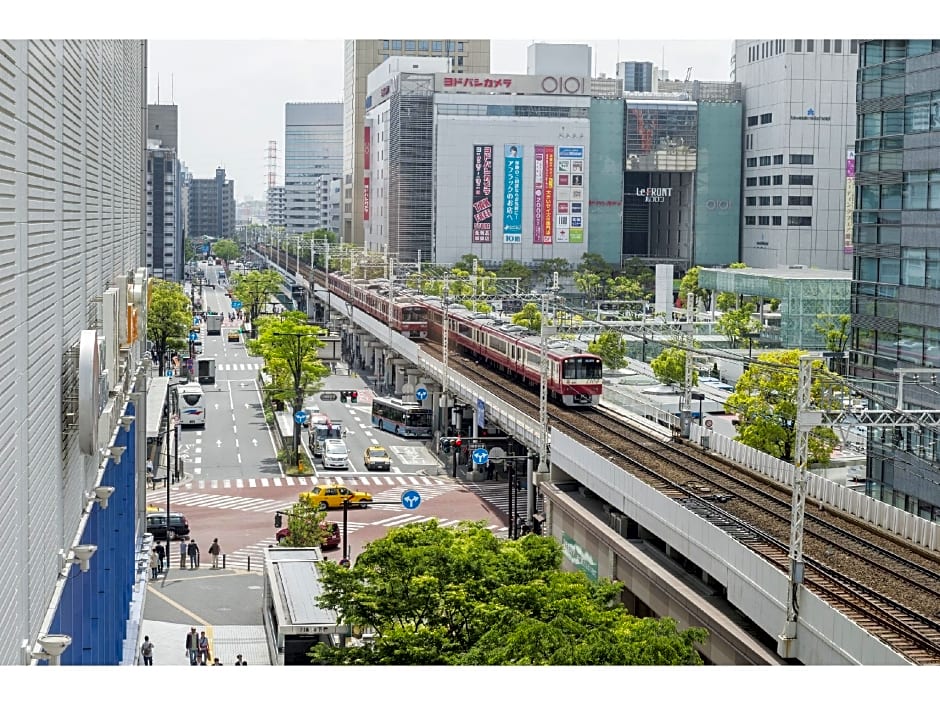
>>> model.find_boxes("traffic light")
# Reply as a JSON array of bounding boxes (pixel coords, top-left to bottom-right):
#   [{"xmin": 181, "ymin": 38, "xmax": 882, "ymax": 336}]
[
  {"xmin": 439, "ymin": 437, "xmax": 451, "ymax": 453},
  {"xmin": 454, "ymin": 435, "xmax": 462, "ymax": 450},
  {"xmin": 274, "ymin": 513, "xmax": 283, "ymax": 528},
  {"xmin": 351, "ymin": 390, "xmax": 358, "ymax": 404},
  {"xmin": 339, "ymin": 391, "xmax": 348, "ymax": 402}
]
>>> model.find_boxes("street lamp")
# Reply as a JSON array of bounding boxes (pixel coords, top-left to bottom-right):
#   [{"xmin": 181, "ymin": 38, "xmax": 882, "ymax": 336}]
[{"xmin": 272, "ymin": 331, "xmax": 320, "ymax": 465}]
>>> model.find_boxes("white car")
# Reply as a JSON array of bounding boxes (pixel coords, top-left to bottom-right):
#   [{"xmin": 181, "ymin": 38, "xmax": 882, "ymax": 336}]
[{"xmin": 322, "ymin": 439, "xmax": 349, "ymax": 469}]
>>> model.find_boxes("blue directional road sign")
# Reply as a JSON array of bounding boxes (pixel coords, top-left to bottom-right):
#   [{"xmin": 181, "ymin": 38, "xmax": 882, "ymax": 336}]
[
  {"xmin": 472, "ymin": 447, "xmax": 489, "ymax": 465},
  {"xmin": 189, "ymin": 331, "xmax": 198, "ymax": 342},
  {"xmin": 294, "ymin": 410, "xmax": 309, "ymax": 425},
  {"xmin": 401, "ymin": 489, "xmax": 422, "ymax": 510},
  {"xmin": 415, "ymin": 386, "xmax": 428, "ymax": 402},
  {"xmin": 166, "ymin": 370, "xmax": 173, "ymax": 377},
  {"xmin": 202, "ymin": 244, "xmax": 210, "ymax": 254},
  {"xmin": 193, "ymin": 316, "xmax": 200, "ymax": 327},
  {"xmin": 232, "ymin": 300, "xmax": 243, "ymax": 310}
]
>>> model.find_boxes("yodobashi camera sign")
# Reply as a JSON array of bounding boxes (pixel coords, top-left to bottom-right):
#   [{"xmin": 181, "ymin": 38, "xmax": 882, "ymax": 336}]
[{"xmin": 635, "ymin": 187, "xmax": 673, "ymax": 203}]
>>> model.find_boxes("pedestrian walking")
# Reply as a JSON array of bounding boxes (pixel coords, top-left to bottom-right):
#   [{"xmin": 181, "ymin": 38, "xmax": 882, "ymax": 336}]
[
  {"xmin": 234, "ymin": 654, "xmax": 244, "ymax": 666},
  {"xmin": 149, "ymin": 549, "xmax": 159, "ymax": 579},
  {"xmin": 154, "ymin": 541, "xmax": 165, "ymax": 573},
  {"xmin": 208, "ymin": 538, "xmax": 221, "ymax": 569},
  {"xmin": 140, "ymin": 636, "xmax": 154, "ymax": 666},
  {"xmin": 198, "ymin": 631, "xmax": 210, "ymax": 665},
  {"xmin": 188, "ymin": 538, "xmax": 200, "ymax": 569},
  {"xmin": 146, "ymin": 459, "xmax": 155, "ymax": 489},
  {"xmin": 179, "ymin": 538, "xmax": 188, "ymax": 569},
  {"xmin": 185, "ymin": 627, "xmax": 199, "ymax": 666}
]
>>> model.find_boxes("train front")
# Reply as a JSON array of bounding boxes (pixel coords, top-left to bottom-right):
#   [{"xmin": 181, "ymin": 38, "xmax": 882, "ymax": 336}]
[{"xmin": 559, "ymin": 354, "xmax": 603, "ymax": 405}]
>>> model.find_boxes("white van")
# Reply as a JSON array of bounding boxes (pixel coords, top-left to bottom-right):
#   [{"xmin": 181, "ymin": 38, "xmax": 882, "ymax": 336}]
[{"xmin": 322, "ymin": 439, "xmax": 349, "ymax": 469}]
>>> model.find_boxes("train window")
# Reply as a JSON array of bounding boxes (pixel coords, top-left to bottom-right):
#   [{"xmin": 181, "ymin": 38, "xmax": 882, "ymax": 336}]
[{"xmin": 563, "ymin": 358, "xmax": 603, "ymax": 380}]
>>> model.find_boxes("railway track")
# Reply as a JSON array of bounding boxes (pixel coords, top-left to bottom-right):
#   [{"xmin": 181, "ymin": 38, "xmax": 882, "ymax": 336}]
[{"xmin": 424, "ymin": 340, "xmax": 940, "ymax": 663}]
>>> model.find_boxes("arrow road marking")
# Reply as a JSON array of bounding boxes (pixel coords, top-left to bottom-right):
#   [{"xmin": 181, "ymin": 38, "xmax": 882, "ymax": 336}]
[
  {"xmin": 216, "ymin": 439, "xmax": 222, "ymax": 447},
  {"xmin": 252, "ymin": 439, "xmax": 258, "ymax": 446}
]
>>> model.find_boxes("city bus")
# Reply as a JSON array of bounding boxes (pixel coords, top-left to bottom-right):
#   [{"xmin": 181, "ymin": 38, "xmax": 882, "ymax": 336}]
[
  {"xmin": 177, "ymin": 383, "xmax": 207, "ymax": 427},
  {"xmin": 370, "ymin": 397, "xmax": 433, "ymax": 438}
]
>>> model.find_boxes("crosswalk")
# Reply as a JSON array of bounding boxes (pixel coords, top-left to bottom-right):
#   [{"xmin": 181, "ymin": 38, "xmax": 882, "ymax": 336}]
[
  {"xmin": 216, "ymin": 363, "xmax": 262, "ymax": 371},
  {"xmin": 152, "ymin": 474, "xmax": 450, "ymax": 495},
  {"xmin": 462, "ymin": 481, "xmax": 543, "ymax": 520}
]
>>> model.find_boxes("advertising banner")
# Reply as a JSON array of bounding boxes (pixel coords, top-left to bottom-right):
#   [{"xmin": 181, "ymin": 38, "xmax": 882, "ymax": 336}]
[
  {"xmin": 533, "ymin": 146, "xmax": 545, "ymax": 244},
  {"xmin": 472, "ymin": 145, "xmax": 493, "ymax": 243},
  {"xmin": 364, "ymin": 125, "xmax": 371, "ymax": 171},
  {"xmin": 363, "ymin": 176, "xmax": 370, "ymax": 221},
  {"xmin": 544, "ymin": 146, "xmax": 555, "ymax": 244},
  {"xmin": 554, "ymin": 146, "xmax": 585, "ymax": 243},
  {"xmin": 503, "ymin": 144, "xmax": 522, "ymax": 243}
]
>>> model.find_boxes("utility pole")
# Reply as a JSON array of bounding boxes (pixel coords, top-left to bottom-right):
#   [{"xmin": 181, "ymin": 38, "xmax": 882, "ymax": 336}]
[
  {"xmin": 535, "ymin": 272, "xmax": 558, "ymax": 521},
  {"xmin": 441, "ymin": 273, "xmax": 451, "ymax": 437},
  {"xmin": 680, "ymin": 293, "xmax": 695, "ymax": 439}
]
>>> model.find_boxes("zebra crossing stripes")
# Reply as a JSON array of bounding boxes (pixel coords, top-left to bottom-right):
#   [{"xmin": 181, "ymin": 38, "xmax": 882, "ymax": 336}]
[
  {"xmin": 461, "ymin": 481, "xmax": 543, "ymax": 520},
  {"xmin": 217, "ymin": 363, "xmax": 262, "ymax": 371},
  {"xmin": 167, "ymin": 474, "xmax": 450, "ymax": 492},
  {"xmin": 149, "ymin": 491, "xmax": 292, "ymax": 513}
]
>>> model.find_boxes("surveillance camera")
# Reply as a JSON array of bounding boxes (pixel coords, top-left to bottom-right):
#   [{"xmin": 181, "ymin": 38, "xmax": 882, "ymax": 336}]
[
  {"xmin": 71, "ymin": 544, "xmax": 97, "ymax": 572},
  {"xmin": 36, "ymin": 634, "xmax": 72, "ymax": 659}
]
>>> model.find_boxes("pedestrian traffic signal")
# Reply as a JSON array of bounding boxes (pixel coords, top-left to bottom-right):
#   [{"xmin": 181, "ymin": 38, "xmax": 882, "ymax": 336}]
[
  {"xmin": 351, "ymin": 390, "xmax": 358, "ymax": 404},
  {"xmin": 274, "ymin": 513, "xmax": 282, "ymax": 528},
  {"xmin": 454, "ymin": 436, "xmax": 462, "ymax": 448},
  {"xmin": 439, "ymin": 438, "xmax": 451, "ymax": 453},
  {"xmin": 339, "ymin": 391, "xmax": 348, "ymax": 402}
]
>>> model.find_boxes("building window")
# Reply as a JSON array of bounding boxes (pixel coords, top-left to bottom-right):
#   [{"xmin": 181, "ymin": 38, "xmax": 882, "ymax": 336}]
[
  {"xmin": 772, "ymin": 216, "xmax": 782, "ymax": 225},
  {"xmin": 747, "ymin": 115, "xmax": 759, "ymax": 126},
  {"xmin": 773, "ymin": 154, "xmax": 784, "ymax": 164},
  {"xmin": 457, "ymin": 42, "xmax": 464, "ymax": 52},
  {"xmin": 789, "ymin": 195, "xmax": 813, "ymax": 206},
  {"xmin": 773, "ymin": 196, "xmax": 782, "ymax": 205},
  {"xmin": 418, "ymin": 40, "xmax": 429, "ymax": 51},
  {"xmin": 759, "ymin": 176, "xmax": 771, "ymax": 186},
  {"xmin": 457, "ymin": 56, "xmax": 464, "ymax": 66},
  {"xmin": 835, "ymin": 39, "xmax": 843, "ymax": 53},
  {"xmin": 760, "ymin": 112, "xmax": 772, "ymax": 124},
  {"xmin": 851, "ymin": 40, "xmax": 858, "ymax": 54},
  {"xmin": 807, "ymin": 39, "xmax": 815, "ymax": 52},
  {"xmin": 405, "ymin": 40, "xmax": 416, "ymax": 50},
  {"xmin": 746, "ymin": 177, "xmax": 758, "ymax": 187},
  {"xmin": 759, "ymin": 216, "xmax": 771, "ymax": 225},
  {"xmin": 773, "ymin": 175, "xmax": 784, "ymax": 185},
  {"xmin": 446, "ymin": 41, "xmax": 455, "ymax": 52},
  {"xmin": 432, "ymin": 41, "xmax": 442, "ymax": 51},
  {"xmin": 824, "ymin": 39, "xmax": 831, "ymax": 53},
  {"xmin": 790, "ymin": 154, "xmax": 814, "ymax": 165},
  {"xmin": 794, "ymin": 39, "xmax": 802, "ymax": 52},
  {"xmin": 759, "ymin": 156, "xmax": 772, "ymax": 166},
  {"xmin": 788, "ymin": 216, "xmax": 813, "ymax": 226},
  {"xmin": 759, "ymin": 196, "xmax": 771, "ymax": 206},
  {"xmin": 790, "ymin": 174, "xmax": 814, "ymax": 185},
  {"xmin": 382, "ymin": 40, "xmax": 389, "ymax": 49},
  {"xmin": 746, "ymin": 197, "xmax": 757, "ymax": 206},
  {"xmin": 745, "ymin": 216, "xmax": 757, "ymax": 225},
  {"xmin": 746, "ymin": 157, "xmax": 758, "ymax": 167},
  {"xmin": 391, "ymin": 40, "xmax": 402, "ymax": 50}
]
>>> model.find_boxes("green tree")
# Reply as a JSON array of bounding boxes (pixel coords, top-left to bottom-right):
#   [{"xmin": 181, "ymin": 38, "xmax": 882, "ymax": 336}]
[
  {"xmin": 496, "ymin": 260, "xmax": 533, "ymax": 293},
  {"xmin": 574, "ymin": 270, "xmax": 604, "ymax": 301},
  {"xmin": 715, "ymin": 302, "xmax": 761, "ymax": 347},
  {"xmin": 814, "ymin": 313, "xmax": 851, "ymax": 353},
  {"xmin": 146, "ymin": 280, "xmax": 192, "ymax": 376},
  {"xmin": 725, "ymin": 349, "xmax": 840, "ymax": 463},
  {"xmin": 536, "ymin": 257, "xmax": 573, "ymax": 287},
  {"xmin": 512, "ymin": 302, "xmax": 542, "ymax": 332},
  {"xmin": 715, "ymin": 291, "xmax": 737, "ymax": 313},
  {"xmin": 212, "ymin": 239, "xmax": 241, "ymax": 263},
  {"xmin": 650, "ymin": 347, "xmax": 698, "ymax": 387},
  {"xmin": 183, "ymin": 238, "xmax": 197, "ymax": 264},
  {"xmin": 576, "ymin": 252, "xmax": 613, "ymax": 278},
  {"xmin": 279, "ymin": 499, "xmax": 328, "ymax": 548},
  {"xmin": 230, "ymin": 270, "xmax": 283, "ymax": 335},
  {"xmin": 588, "ymin": 329, "xmax": 628, "ymax": 370},
  {"xmin": 679, "ymin": 266, "xmax": 709, "ymax": 308},
  {"xmin": 308, "ymin": 521, "xmax": 707, "ymax": 665},
  {"xmin": 247, "ymin": 312, "xmax": 329, "ymax": 464},
  {"xmin": 620, "ymin": 256, "xmax": 654, "ymax": 291},
  {"xmin": 607, "ymin": 275, "xmax": 646, "ymax": 304}
]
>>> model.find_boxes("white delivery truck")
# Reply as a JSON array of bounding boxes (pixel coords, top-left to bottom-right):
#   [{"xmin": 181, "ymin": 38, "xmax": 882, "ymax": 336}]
[{"xmin": 206, "ymin": 313, "xmax": 223, "ymax": 335}]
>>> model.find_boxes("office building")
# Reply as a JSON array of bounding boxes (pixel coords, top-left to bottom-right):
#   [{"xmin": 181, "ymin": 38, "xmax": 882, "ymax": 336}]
[
  {"xmin": 850, "ymin": 39, "xmax": 940, "ymax": 520},
  {"xmin": 266, "ymin": 185, "xmax": 286, "ymax": 228},
  {"xmin": 188, "ymin": 167, "xmax": 236, "ymax": 239},
  {"xmin": 285, "ymin": 102, "xmax": 343, "ymax": 235},
  {"xmin": 733, "ymin": 39, "xmax": 859, "ymax": 269},
  {"xmin": 527, "ymin": 43, "xmax": 592, "ymax": 76},
  {"xmin": 146, "ymin": 105, "xmax": 184, "ymax": 281},
  {"xmin": 0, "ymin": 39, "xmax": 150, "ymax": 665},
  {"xmin": 618, "ymin": 61, "xmax": 656, "ymax": 92},
  {"xmin": 342, "ymin": 39, "xmax": 491, "ymax": 246}
]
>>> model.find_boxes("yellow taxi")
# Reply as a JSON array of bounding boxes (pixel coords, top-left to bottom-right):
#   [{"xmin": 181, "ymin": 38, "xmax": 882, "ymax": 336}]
[
  {"xmin": 363, "ymin": 445, "xmax": 391, "ymax": 472},
  {"xmin": 227, "ymin": 330, "xmax": 240, "ymax": 342},
  {"xmin": 300, "ymin": 485, "xmax": 373, "ymax": 511}
]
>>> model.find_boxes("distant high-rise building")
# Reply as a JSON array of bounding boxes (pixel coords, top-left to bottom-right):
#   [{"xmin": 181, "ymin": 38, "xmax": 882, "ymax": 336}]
[
  {"xmin": 342, "ymin": 39, "xmax": 491, "ymax": 246},
  {"xmin": 617, "ymin": 61, "xmax": 655, "ymax": 92},
  {"xmin": 266, "ymin": 185, "xmax": 286, "ymax": 228},
  {"xmin": 526, "ymin": 43, "xmax": 592, "ymax": 76},
  {"xmin": 188, "ymin": 167, "xmax": 236, "ymax": 239},
  {"xmin": 146, "ymin": 104, "xmax": 183, "ymax": 281},
  {"xmin": 284, "ymin": 102, "xmax": 343, "ymax": 235},
  {"xmin": 733, "ymin": 39, "xmax": 859, "ymax": 269},
  {"xmin": 850, "ymin": 39, "xmax": 940, "ymax": 520}
]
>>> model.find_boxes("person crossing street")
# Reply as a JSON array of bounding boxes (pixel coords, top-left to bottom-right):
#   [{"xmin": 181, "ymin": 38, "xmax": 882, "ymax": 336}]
[{"xmin": 208, "ymin": 538, "xmax": 221, "ymax": 569}]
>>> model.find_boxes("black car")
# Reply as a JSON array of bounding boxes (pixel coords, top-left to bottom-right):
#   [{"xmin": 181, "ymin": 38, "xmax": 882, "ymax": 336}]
[{"xmin": 146, "ymin": 512, "xmax": 191, "ymax": 541}]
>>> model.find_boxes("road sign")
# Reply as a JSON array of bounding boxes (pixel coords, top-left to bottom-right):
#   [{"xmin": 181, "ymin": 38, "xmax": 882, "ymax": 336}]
[
  {"xmin": 472, "ymin": 448, "xmax": 489, "ymax": 465},
  {"xmin": 319, "ymin": 392, "xmax": 338, "ymax": 402},
  {"xmin": 189, "ymin": 331, "xmax": 198, "ymax": 342},
  {"xmin": 401, "ymin": 489, "xmax": 421, "ymax": 510},
  {"xmin": 232, "ymin": 300, "xmax": 243, "ymax": 310},
  {"xmin": 202, "ymin": 245, "xmax": 210, "ymax": 254},
  {"xmin": 193, "ymin": 316, "xmax": 200, "ymax": 326},
  {"xmin": 294, "ymin": 410, "xmax": 309, "ymax": 425},
  {"xmin": 166, "ymin": 370, "xmax": 173, "ymax": 377},
  {"xmin": 705, "ymin": 419, "xmax": 714, "ymax": 429},
  {"xmin": 415, "ymin": 386, "xmax": 428, "ymax": 402}
]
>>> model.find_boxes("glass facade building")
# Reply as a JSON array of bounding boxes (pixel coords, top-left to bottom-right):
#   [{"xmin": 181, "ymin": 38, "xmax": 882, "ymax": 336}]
[{"xmin": 851, "ymin": 39, "xmax": 940, "ymax": 520}]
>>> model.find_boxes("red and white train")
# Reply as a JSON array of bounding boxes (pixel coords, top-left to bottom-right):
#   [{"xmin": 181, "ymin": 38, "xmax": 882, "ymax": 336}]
[{"xmin": 323, "ymin": 272, "xmax": 602, "ymax": 407}]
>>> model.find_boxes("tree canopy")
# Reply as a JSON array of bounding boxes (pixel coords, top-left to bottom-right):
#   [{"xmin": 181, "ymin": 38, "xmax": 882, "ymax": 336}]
[
  {"xmin": 588, "ymin": 329, "xmax": 629, "ymax": 370},
  {"xmin": 725, "ymin": 349, "xmax": 840, "ymax": 464},
  {"xmin": 146, "ymin": 279, "xmax": 191, "ymax": 375},
  {"xmin": 211, "ymin": 239, "xmax": 241, "ymax": 263},
  {"xmin": 247, "ymin": 311, "xmax": 329, "ymax": 407},
  {"xmin": 230, "ymin": 270, "xmax": 283, "ymax": 327},
  {"xmin": 308, "ymin": 521, "xmax": 707, "ymax": 665},
  {"xmin": 715, "ymin": 302, "xmax": 762, "ymax": 347},
  {"xmin": 279, "ymin": 499, "xmax": 328, "ymax": 548},
  {"xmin": 814, "ymin": 313, "xmax": 851, "ymax": 353},
  {"xmin": 511, "ymin": 302, "xmax": 542, "ymax": 332},
  {"xmin": 650, "ymin": 347, "xmax": 698, "ymax": 387}
]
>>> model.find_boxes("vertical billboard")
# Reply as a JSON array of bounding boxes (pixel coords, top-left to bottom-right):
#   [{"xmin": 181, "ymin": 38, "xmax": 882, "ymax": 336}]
[
  {"xmin": 503, "ymin": 144, "xmax": 522, "ymax": 243},
  {"xmin": 363, "ymin": 125, "xmax": 371, "ymax": 221},
  {"xmin": 543, "ymin": 146, "xmax": 555, "ymax": 244},
  {"xmin": 533, "ymin": 146, "xmax": 546, "ymax": 244},
  {"xmin": 556, "ymin": 146, "xmax": 585, "ymax": 243},
  {"xmin": 844, "ymin": 148, "xmax": 856, "ymax": 254},
  {"xmin": 363, "ymin": 177, "xmax": 370, "ymax": 221},
  {"xmin": 472, "ymin": 145, "xmax": 493, "ymax": 243}
]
